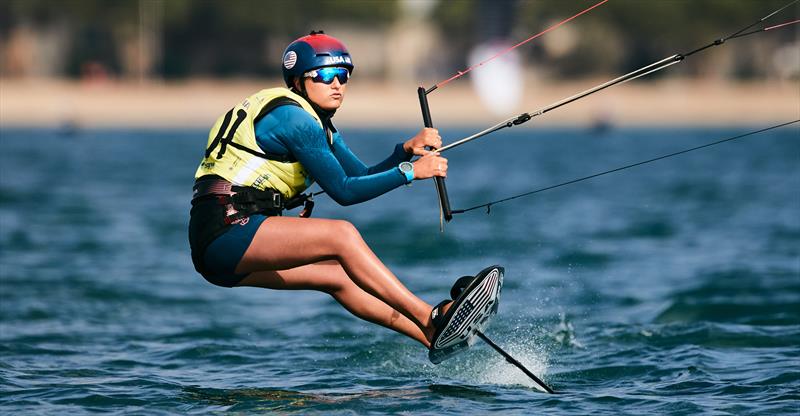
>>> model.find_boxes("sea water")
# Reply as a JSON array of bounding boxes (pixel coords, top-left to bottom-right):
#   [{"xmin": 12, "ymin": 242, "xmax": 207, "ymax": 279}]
[{"xmin": 1, "ymin": 125, "xmax": 798, "ymax": 414}]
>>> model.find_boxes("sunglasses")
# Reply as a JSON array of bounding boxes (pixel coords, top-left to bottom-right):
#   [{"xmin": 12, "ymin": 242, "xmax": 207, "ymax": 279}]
[{"xmin": 304, "ymin": 67, "xmax": 350, "ymax": 85}]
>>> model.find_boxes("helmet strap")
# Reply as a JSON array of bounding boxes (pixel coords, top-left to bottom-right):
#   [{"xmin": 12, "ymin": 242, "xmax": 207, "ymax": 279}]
[
  {"xmin": 308, "ymin": 99, "xmax": 336, "ymax": 121},
  {"xmin": 291, "ymin": 77, "xmax": 306, "ymax": 96}
]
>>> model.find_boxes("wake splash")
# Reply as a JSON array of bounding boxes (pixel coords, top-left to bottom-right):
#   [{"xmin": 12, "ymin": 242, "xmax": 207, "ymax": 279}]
[
  {"xmin": 427, "ymin": 321, "xmax": 558, "ymax": 392},
  {"xmin": 471, "ymin": 338, "xmax": 552, "ymax": 392},
  {"xmin": 464, "ymin": 313, "xmax": 585, "ymax": 392}
]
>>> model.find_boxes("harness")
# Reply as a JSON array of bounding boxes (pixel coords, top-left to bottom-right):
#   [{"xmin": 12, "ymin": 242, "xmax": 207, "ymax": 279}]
[
  {"xmin": 189, "ymin": 175, "xmax": 314, "ymax": 276},
  {"xmin": 192, "ymin": 175, "xmax": 314, "ymax": 224}
]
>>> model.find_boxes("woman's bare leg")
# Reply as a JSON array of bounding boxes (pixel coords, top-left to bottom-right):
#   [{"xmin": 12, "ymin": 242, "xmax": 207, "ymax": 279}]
[
  {"xmin": 237, "ymin": 260, "xmax": 429, "ymax": 346},
  {"xmin": 234, "ymin": 217, "xmax": 441, "ymax": 341}
]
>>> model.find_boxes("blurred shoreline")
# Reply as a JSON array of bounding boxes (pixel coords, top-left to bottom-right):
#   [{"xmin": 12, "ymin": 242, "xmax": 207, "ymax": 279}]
[{"xmin": 1, "ymin": 78, "xmax": 798, "ymax": 130}]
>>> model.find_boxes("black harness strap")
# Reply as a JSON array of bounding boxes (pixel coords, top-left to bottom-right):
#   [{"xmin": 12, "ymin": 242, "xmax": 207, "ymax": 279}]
[
  {"xmin": 251, "ymin": 96, "xmax": 306, "ymax": 163},
  {"xmin": 192, "ymin": 175, "xmax": 315, "ymax": 220},
  {"xmin": 226, "ymin": 141, "xmax": 294, "ymax": 162}
]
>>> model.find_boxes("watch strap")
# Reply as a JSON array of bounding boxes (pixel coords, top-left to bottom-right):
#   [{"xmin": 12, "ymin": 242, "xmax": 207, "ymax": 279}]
[{"xmin": 399, "ymin": 162, "xmax": 414, "ymax": 183}]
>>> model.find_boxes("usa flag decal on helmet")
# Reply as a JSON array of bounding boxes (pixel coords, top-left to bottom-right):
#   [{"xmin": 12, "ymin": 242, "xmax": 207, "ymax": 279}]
[{"xmin": 283, "ymin": 51, "xmax": 297, "ymax": 69}]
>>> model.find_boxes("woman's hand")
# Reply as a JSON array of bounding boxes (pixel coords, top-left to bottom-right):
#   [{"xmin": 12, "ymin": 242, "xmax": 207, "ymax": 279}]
[
  {"xmin": 404, "ymin": 128, "xmax": 442, "ymax": 156},
  {"xmin": 412, "ymin": 151, "xmax": 448, "ymax": 179}
]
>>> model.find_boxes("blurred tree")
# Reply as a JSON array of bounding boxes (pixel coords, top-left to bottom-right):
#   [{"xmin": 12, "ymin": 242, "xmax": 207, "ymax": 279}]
[
  {"xmin": 1, "ymin": 0, "xmax": 399, "ymax": 78},
  {"xmin": 573, "ymin": 0, "xmax": 796, "ymax": 77},
  {"xmin": 160, "ymin": 0, "xmax": 399, "ymax": 78},
  {"xmin": 436, "ymin": 0, "xmax": 798, "ymax": 79},
  {"xmin": 1, "ymin": 0, "xmax": 796, "ymax": 80}
]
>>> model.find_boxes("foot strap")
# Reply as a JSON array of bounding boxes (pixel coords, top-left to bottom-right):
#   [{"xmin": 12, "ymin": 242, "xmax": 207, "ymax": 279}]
[{"xmin": 428, "ymin": 265, "xmax": 504, "ymax": 364}]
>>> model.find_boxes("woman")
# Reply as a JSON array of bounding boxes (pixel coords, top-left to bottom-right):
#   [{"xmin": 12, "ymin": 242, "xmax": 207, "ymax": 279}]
[{"xmin": 189, "ymin": 31, "xmax": 454, "ymax": 349}]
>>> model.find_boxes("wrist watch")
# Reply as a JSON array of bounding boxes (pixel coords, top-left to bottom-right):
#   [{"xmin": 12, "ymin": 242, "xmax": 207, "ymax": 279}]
[{"xmin": 398, "ymin": 161, "xmax": 414, "ymax": 183}]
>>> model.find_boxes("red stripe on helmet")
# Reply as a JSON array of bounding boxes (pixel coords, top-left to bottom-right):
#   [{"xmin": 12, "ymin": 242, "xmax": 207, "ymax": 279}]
[{"xmin": 298, "ymin": 34, "xmax": 348, "ymax": 55}]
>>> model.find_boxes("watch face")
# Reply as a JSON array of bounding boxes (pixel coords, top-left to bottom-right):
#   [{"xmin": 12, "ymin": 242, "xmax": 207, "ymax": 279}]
[{"xmin": 400, "ymin": 162, "xmax": 412, "ymax": 172}]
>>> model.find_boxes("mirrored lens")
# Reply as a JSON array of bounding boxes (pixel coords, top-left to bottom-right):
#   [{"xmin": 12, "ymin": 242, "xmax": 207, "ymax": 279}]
[{"xmin": 307, "ymin": 67, "xmax": 350, "ymax": 84}]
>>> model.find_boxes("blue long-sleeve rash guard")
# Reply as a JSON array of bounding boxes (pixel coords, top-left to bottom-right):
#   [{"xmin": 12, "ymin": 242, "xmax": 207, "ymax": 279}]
[{"xmin": 254, "ymin": 104, "xmax": 412, "ymax": 206}]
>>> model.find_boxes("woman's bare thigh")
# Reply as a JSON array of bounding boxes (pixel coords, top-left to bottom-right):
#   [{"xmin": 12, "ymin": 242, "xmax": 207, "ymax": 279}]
[{"xmin": 234, "ymin": 216, "xmax": 360, "ymax": 274}]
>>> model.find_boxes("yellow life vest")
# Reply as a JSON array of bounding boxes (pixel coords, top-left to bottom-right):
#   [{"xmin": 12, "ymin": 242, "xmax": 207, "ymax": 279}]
[{"xmin": 194, "ymin": 88, "xmax": 324, "ymax": 198}]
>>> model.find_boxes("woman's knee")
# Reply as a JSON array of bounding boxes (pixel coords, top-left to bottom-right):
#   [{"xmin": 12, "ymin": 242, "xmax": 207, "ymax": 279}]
[{"xmin": 330, "ymin": 220, "xmax": 363, "ymax": 249}]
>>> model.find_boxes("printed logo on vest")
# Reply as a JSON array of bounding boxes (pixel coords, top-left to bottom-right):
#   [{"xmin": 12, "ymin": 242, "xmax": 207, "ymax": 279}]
[{"xmin": 284, "ymin": 51, "xmax": 298, "ymax": 69}]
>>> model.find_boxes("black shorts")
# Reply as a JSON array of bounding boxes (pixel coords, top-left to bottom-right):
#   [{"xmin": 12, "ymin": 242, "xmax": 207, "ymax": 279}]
[{"xmin": 188, "ymin": 198, "xmax": 267, "ymax": 288}]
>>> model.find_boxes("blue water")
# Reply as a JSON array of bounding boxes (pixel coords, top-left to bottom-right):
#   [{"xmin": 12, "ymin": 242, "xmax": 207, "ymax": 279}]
[{"xmin": 1, "ymin": 124, "xmax": 798, "ymax": 414}]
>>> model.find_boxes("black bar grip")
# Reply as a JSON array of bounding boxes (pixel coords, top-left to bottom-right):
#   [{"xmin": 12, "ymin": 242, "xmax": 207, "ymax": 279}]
[{"xmin": 417, "ymin": 87, "xmax": 453, "ymax": 222}]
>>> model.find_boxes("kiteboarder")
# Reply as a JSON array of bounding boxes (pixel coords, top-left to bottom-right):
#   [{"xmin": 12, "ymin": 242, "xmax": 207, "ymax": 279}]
[{"xmin": 188, "ymin": 31, "xmax": 499, "ymax": 356}]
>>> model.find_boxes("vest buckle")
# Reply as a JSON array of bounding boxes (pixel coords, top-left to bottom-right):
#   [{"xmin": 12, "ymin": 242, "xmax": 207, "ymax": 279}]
[{"xmin": 272, "ymin": 192, "xmax": 282, "ymax": 209}]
